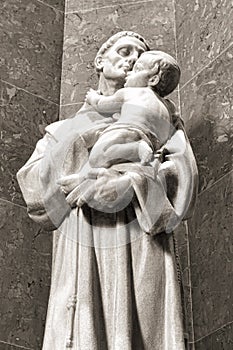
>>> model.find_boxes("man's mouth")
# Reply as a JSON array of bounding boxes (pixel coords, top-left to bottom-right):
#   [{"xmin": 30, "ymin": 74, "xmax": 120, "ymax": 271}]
[{"xmin": 122, "ymin": 64, "xmax": 130, "ymax": 73}]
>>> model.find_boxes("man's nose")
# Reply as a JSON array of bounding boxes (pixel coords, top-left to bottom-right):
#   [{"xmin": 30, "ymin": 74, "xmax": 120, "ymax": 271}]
[{"xmin": 126, "ymin": 51, "xmax": 139, "ymax": 68}]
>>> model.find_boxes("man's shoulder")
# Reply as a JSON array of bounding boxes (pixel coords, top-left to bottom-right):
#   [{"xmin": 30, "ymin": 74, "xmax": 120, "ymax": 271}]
[{"xmin": 45, "ymin": 120, "xmax": 67, "ymax": 136}]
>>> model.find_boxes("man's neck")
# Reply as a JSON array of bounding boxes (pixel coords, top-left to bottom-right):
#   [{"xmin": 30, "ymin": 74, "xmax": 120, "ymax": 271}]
[{"xmin": 98, "ymin": 74, "xmax": 124, "ymax": 96}]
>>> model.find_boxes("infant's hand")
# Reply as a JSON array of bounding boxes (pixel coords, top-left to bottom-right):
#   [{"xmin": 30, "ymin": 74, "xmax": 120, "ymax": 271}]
[{"xmin": 85, "ymin": 88, "xmax": 100, "ymax": 106}]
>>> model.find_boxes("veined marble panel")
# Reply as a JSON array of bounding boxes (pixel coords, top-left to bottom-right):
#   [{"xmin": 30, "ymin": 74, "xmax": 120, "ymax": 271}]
[
  {"xmin": 0, "ymin": 0, "xmax": 64, "ymax": 103},
  {"xmin": 43, "ymin": 0, "xmax": 65, "ymax": 12},
  {"xmin": 0, "ymin": 80, "xmax": 59, "ymax": 206},
  {"xmin": 176, "ymin": 0, "xmax": 233, "ymax": 86},
  {"xmin": 188, "ymin": 172, "xmax": 233, "ymax": 340},
  {"xmin": 0, "ymin": 342, "xmax": 32, "ymax": 350},
  {"xmin": 61, "ymin": 0, "xmax": 176, "ymax": 105},
  {"xmin": 194, "ymin": 322, "xmax": 233, "ymax": 350},
  {"xmin": 0, "ymin": 199, "xmax": 52, "ymax": 349},
  {"xmin": 66, "ymin": 0, "xmax": 154, "ymax": 13},
  {"xmin": 180, "ymin": 47, "xmax": 233, "ymax": 192}
]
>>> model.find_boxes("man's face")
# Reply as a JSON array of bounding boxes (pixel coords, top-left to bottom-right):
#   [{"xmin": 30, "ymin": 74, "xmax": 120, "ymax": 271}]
[{"xmin": 100, "ymin": 36, "xmax": 147, "ymax": 83}]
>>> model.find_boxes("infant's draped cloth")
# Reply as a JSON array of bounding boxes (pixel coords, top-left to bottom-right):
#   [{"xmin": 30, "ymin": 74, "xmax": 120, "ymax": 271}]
[{"xmin": 17, "ymin": 102, "xmax": 198, "ymax": 350}]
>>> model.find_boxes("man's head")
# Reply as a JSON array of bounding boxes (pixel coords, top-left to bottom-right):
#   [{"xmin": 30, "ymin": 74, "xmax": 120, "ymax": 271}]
[
  {"xmin": 125, "ymin": 50, "xmax": 180, "ymax": 96},
  {"xmin": 94, "ymin": 31, "xmax": 150, "ymax": 84}
]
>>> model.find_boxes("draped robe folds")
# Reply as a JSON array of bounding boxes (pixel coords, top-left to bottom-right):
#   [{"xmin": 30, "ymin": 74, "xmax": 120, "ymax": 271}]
[{"xmin": 17, "ymin": 103, "xmax": 198, "ymax": 350}]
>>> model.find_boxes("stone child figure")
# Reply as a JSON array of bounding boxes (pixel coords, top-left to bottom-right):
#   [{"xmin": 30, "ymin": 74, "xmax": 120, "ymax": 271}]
[{"xmin": 86, "ymin": 51, "xmax": 180, "ymax": 168}]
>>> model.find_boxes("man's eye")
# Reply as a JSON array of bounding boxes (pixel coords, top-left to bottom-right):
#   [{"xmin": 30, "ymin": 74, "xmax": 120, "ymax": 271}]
[{"xmin": 118, "ymin": 47, "xmax": 131, "ymax": 57}]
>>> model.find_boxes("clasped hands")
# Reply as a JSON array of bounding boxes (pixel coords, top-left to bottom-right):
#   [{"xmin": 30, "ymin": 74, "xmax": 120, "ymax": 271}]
[{"xmin": 57, "ymin": 167, "xmax": 133, "ymax": 212}]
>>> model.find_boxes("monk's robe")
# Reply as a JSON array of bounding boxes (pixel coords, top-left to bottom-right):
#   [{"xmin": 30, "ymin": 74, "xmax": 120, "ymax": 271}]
[{"xmin": 17, "ymin": 103, "xmax": 198, "ymax": 350}]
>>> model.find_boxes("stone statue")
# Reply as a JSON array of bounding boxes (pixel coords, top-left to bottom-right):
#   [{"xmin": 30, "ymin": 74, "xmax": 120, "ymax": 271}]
[{"xmin": 17, "ymin": 31, "xmax": 198, "ymax": 349}]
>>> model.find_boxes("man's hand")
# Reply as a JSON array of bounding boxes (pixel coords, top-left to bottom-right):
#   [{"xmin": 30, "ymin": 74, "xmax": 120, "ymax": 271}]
[
  {"xmin": 57, "ymin": 173, "xmax": 86, "ymax": 194},
  {"xmin": 64, "ymin": 168, "xmax": 134, "ymax": 213}
]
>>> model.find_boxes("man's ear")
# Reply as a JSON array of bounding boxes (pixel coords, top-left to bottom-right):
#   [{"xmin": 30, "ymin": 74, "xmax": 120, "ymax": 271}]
[
  {"xmin": 148, "ymin": 75, "xmax": 160, "ymax": 87},
  {"xmin": 94, "ymin": 55, "xmax": 104, "ymax": 71}
]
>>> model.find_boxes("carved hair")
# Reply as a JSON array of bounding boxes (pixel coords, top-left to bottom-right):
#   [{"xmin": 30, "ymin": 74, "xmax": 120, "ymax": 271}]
[
  {"xmin": 96, "ymin": 31, "xmax": 150, "ymax": 57},
  {"xmin": 142, "ymin": 51, "xmax": 181, "ymax": 97}
]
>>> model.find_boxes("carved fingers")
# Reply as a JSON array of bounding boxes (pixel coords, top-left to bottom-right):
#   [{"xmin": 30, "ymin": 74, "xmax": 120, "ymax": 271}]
[
  {"xmin": 57, "ymin": 174, "xmax": 86, "ymax": 194},
  {"xmin": 85, "ymin": 88, "xmax": 100, "ymax": 106}
]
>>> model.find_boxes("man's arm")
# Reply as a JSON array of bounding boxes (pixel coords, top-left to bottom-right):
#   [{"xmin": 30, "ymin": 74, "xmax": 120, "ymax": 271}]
[
  {"xmin": 63, "ymin": 126, "xmax": 198, "ymax": 235},
  {"xmin": 86, "ymin": 88, "xmax": 124, "ymax": 114},
  {"xmin": 17, "ymin": 121, "xmax": 73, "ymax": 230}
]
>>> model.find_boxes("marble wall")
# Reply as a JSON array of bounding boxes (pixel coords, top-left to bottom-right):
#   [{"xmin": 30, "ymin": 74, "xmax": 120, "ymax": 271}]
[
  {"xmin": 175, "ymin": 0, "xmax": 233, "ymax": 348},
  {"xmin": 0, "ymin": 0, "xmax": 65, "ymax": 348}
]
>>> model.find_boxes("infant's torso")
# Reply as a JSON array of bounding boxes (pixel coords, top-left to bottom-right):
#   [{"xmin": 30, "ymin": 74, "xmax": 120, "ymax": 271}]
[{"xmin": 116, "ymin": 87, "xmax": 172, "ymax": 145}]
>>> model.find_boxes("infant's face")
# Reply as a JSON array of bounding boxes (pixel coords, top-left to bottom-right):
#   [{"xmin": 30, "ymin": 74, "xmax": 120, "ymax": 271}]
[{"xmin": 124, "ymin": 54, "xmax": 156, "ymax": 88}]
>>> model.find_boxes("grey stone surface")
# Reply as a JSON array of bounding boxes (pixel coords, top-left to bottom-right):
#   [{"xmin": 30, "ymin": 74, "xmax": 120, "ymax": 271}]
[
  {"xmin": 0, "ymin": 342, "xmax": 32, "ymax": 350},
  {"xmin": 0, "ymin": 80, "xmax": 59, "ymax": 206},
  {"xmin": 43, "ymin": 0, "xmax": 65, "ymax": 12},
  {"xmin": 61, "ymin": 0, "xmax": 176, "ymax": 105},
  {"xmin": 66, "ymin": 0, "xmax": 143, "ymax": 13},
  {"xmin": 0, "ymin": 0, "xmax": 64, "ymax": 103},
  {"xmin": 175, "ymin": 0, "xmax": 233, "ymax": 86},
  {"xmin": 180, "ymin": 47, "xmax": 233, "ymax": 192},
  {"xmin": 0, "ymin": 199, "xmax": 52, "ymax": 349},
  {"xmin": 188, "ymin": 172, "xmax": 233, "ymax": 340},
  {"xmin": 195, "ymin": 322, "xmax": 233, "ymax": 350}
]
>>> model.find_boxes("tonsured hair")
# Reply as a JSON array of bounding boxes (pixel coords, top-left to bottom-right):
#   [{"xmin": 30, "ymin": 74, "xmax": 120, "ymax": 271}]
[{"xmin": 96, "ymin": 31, "xmax": 150, "ymax": 57}]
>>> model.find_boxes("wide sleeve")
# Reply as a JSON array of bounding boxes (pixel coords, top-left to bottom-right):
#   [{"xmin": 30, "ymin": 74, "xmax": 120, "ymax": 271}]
[
  {"xmin": 127, "ymin": 127, "xmax": 198, "ymax": 234},
  {"xmin": 17, "ymin": 121, "xmax": 72, "ymax": 231},
  {"xmin": 16, "ymin": 104, "xmax": 118, "ymax": 231}
]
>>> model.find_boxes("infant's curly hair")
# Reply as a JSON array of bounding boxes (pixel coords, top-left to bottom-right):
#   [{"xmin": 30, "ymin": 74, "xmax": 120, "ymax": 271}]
[{"xmin": 142, "ymin": 51, "xmax": 181, "ymax": 97}]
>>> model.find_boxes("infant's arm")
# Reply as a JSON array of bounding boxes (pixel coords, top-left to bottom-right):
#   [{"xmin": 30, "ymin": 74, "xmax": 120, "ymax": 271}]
[{"xmin": 86, "ymin": 88, "xmax": 125, "ymax": 114}]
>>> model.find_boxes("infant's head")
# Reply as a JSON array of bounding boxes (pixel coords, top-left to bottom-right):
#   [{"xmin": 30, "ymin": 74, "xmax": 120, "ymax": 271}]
[{"xmin": 125, "ymin": 50, "xmax": 180, "ymax": 97}]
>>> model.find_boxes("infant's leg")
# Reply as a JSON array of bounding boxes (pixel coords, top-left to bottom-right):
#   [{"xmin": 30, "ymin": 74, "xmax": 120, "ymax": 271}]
[{"xmin": 89, "ymin": 129, "xmax": 141, "ymax": 168}]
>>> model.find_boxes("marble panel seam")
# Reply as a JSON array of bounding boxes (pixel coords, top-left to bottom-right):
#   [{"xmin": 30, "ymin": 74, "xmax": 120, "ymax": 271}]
[
  {"xmin": 36, "ymin": 0, "xmax": 65, "ymax": 13},
  {"xmin": 65, "ymin": 0, "xmax": 156, "ymax": 14},
  {"xmin": 172, "ymin": 0, "xmax": 181, "ymax": 115},
  {"xmin": 185, "ymin": 220, "xmax": 195, "ymax": 344},
  {"xmin": 0, "ymin": 340, "xmax": 33, "ymax": 350},
  {"xmin": 198, "ymin": 169, "xmax": 233, "ymax": 197},
  {"xmin": 60, "ymin": 102, "xmax": 84, "ymax": 107},
  {"xmin": 188, "ymin": 320, "xmax": 233, "ymax": 344},
  {"xmin": 0, "ymin": 197, "xmax": 27, "ymax": 210},
  {"xmin": 0, "ymin": 79, "xmax": 59, "ymax": 107},
  {"xmin": 172, "ymin": 0, "xmax": 178, "ymax": 62},
  {"xmin": 179, "ymin": 41, "xmax": 233, "ymax": 91}
]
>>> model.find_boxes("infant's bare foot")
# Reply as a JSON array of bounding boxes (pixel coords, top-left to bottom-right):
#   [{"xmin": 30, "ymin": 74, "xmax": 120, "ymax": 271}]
[{"xmin": 138, "ymin": 140, "xmax": 153, "ymax": 165}]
